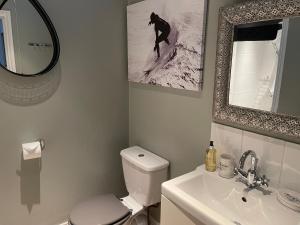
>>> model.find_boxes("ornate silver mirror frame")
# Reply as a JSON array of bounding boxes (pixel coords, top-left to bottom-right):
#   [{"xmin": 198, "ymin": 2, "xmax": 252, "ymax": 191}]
[{"xmin": 213, "ymin": 0, "xmax": 300, "ymax": 144}]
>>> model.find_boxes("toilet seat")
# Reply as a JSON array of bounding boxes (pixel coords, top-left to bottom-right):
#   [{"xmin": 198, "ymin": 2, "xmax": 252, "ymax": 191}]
[{"xmin": 69, "ymin": 194, "xmax": 131, "ymax": 225}]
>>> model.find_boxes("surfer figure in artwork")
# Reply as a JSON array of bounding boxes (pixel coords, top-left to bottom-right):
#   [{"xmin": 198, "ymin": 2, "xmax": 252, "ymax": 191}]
[{"xmin": 148, "ymin": 12, "xmax": 171, "ymax": 59}]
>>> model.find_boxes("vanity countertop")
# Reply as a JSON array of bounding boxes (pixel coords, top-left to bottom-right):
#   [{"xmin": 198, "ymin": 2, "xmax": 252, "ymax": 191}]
[{"xmin": 162, "ymin": 165, "xmax": 300, "ymax": 225}]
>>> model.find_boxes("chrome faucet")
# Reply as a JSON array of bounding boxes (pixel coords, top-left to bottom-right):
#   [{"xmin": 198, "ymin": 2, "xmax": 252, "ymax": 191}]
[{"xmin": 234, "ymin": 150, "xmax": 269, "ymax": 189}]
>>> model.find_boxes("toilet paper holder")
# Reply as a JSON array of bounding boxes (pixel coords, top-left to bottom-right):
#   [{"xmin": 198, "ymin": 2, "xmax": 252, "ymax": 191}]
[{"xmin": 38, "ymin": 139, "xmax": 46, "ymax": 151}]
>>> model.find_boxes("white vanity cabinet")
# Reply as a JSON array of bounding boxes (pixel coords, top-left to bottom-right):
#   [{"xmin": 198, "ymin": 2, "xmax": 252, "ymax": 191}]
[{"xmin": 160, "ymin": 195, "xmax": 205, "ymax": 225}]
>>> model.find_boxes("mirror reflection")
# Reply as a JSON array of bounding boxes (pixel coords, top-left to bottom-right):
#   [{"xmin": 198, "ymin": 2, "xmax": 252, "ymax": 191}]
[
  {"xmin": 0, "ymin": 0, "xmax": 54, "ymax": 75},
  {"xmin": 229, "ymin": 18, "xmax": 300, "ymax": 118}
]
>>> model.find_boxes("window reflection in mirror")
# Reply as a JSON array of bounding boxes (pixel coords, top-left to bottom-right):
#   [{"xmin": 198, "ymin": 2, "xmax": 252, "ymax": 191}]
[{"xmin": 229, "ymin": 18, "xmax": 300, "ymax": 118}]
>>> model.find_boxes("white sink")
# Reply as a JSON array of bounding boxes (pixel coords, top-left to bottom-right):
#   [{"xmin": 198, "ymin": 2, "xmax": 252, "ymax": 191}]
[{"xmin": 162, "ymin": 165, "xmax": 300, "ymax": 225}]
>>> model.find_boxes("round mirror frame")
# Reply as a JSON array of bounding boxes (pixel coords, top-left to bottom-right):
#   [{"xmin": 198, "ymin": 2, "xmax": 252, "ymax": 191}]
[{"xmin": 0, "ymin": 0, "xmax": 60, "ymax": 77}]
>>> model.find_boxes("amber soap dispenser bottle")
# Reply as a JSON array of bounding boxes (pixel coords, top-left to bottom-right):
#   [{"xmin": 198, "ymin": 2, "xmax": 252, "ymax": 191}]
[{"xmin": 205, "ymin": 141, "xmax": 217, "ymax": 172}]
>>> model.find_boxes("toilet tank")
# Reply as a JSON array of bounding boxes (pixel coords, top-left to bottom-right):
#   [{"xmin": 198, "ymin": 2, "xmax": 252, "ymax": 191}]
[{"xmin": 121, "ymin": 146, "xmax": 169, "ymax": 207}]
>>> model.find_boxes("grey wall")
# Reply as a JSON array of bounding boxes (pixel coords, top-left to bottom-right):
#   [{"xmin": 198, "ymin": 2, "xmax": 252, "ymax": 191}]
[
  {"xmin": 277, "ymin": 17, "xmax": 300, "ymax": 117},
  {"xmin": 0, "ymin": 0, "xmax": 250, "ymax": 224},
  {"xmin": 128, "ymin": 0, "xmax": 242, "ymax": 220},
  {"xmin": 128, "ymin": 0, "xmax": 241, "ymax": 178},
  {"xmin": 0, "ymin": 0, "xmax": 128, "ymax": 225}
]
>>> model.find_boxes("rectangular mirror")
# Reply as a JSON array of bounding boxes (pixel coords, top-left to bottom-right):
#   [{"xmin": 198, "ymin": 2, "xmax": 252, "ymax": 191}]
[
  {"xmin": 229, "ymin": 18, "xmax": 300, "ymax": 118},
  {"xmin": 213, "ymin": 0, "xmax": 300, "ymax": 144}
]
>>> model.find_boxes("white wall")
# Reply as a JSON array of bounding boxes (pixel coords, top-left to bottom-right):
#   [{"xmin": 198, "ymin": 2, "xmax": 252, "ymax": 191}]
[
  {"xmin": 211, "ymin": 123, "xmax": 300, "ymax": 192},
  {"xmin": 229, "ymin": 33, "xmax": 281, "ymax": 111}
]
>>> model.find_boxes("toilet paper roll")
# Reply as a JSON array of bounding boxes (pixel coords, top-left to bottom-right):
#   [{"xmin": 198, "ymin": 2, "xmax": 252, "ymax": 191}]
[{"xmin": 22, "ymin": 141, "xmax": 42, "ymax": 160}]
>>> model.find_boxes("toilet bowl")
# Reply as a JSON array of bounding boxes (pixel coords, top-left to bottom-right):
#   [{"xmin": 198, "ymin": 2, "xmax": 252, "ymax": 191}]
[{"xmin": 69, "ymin": 146, "xmax": 169, "ymax": 225}]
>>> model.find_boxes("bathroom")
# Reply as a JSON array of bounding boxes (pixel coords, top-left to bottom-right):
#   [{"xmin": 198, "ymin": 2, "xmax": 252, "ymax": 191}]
[{"xmin": 0, "ymin": 0, "xmax": 299, "ymax": 225}]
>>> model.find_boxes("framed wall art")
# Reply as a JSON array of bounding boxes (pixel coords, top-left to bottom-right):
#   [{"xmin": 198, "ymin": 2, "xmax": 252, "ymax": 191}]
[{"xmin": 127, "ymin": 0, "xmax": 207, "ymax": 91}]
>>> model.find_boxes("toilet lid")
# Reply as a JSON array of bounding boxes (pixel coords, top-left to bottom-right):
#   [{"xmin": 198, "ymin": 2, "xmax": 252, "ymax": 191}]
[{"xmin": 70, "ymin": 194, "xmax": 131, "ymax": 225}]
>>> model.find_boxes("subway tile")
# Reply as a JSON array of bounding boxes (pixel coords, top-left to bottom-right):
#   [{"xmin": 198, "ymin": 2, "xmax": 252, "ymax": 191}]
[
  {"xmin": 241, "ymin": 131, "xmax": 285, "ymax": 188},
  {"xmin": 280, "ymin": 142, "xmax": 300, "ymax": 192},
  {"xmin": 210, "ymin": 123, "xmax": 242, "ymax": 165}
]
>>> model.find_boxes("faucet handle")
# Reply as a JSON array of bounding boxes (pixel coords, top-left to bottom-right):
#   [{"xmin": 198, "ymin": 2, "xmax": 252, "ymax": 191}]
[
  {"xmin": 260, "ymin": 175, "xmax": 270, "ymax": 187},
  {"xmin": 234, "ymin": 167, "xmax": 239, "ymax": 176},
  {"xmin": 262, "ymin": 175, "xmax": 270, "ymax": 187},
  {"xmin": 250, "ymin": 155, "xmax": 258, "ymax": 171}
]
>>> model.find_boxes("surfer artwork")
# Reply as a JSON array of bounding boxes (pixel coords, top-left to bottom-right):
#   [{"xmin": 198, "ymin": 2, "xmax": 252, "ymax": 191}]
[{"xmin": 127, "ymin": 0, "xmax": 207, "ymax": 91}]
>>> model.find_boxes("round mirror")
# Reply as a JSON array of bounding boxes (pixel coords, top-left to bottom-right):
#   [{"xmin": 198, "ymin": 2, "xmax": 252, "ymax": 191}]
[{"xmin": 0, "ymin": 0, "xmax": 59, "ymax": 76}]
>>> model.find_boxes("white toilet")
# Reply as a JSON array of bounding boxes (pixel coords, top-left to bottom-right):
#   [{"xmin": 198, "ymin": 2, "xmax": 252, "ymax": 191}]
[{"xmin": 69, "ymin": 146, "xmax": 169, "ymax": 225}]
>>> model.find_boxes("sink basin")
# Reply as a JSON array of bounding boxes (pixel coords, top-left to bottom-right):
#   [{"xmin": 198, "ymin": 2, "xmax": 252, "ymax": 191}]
[{"xmin": 162, "ymin": 165, "xmax": 300, "ymax": 225}]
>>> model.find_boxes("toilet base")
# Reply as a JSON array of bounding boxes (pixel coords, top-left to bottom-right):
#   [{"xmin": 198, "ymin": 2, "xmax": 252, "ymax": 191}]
[
  {"xmin": 121, "ymin": 196, "xmax": 146, "ymax": 225},
  {"xmin": 124, "ymin": 213, "xmax": 147, "ymax": 225},
  {"xmin": 121, "ymin": 196, "xmax": 144, "ymax": 215}
]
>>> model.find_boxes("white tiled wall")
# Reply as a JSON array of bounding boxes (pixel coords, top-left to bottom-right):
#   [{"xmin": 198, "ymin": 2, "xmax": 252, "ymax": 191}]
[{"xmin": 211, "ymin": 123, "xmax": 300, "ymax": 191}]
